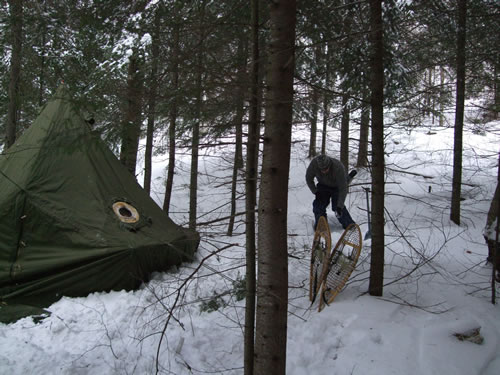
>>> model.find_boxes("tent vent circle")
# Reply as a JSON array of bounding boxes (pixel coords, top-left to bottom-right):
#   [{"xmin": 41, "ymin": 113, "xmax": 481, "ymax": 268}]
[{"xmin": 112, "ymin": 202, "xmax": 140, "ymax": 223}]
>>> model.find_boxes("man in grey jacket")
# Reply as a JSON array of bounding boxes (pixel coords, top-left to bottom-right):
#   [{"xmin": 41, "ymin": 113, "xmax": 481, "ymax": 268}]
[
  {"xmin": 484, "ymin": 182, "xmax": 500, "ymax": 282},
  {"xmin": 306, "ymin": 154, "xmax": 356, "ymax": 230}
]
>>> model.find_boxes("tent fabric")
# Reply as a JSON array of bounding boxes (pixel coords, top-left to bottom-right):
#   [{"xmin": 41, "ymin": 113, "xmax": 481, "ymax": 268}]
[{"xmin": 0, "ymin": 86, "xmax": 199, "ymax": 323}]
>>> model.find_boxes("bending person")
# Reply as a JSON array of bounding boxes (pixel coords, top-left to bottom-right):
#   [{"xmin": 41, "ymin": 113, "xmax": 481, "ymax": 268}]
[{"xmin": 306, "ymin": 154, "xmax": 356, "ymax": 230}]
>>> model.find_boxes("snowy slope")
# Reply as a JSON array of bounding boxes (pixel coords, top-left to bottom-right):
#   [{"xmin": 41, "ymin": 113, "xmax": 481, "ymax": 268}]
[{"xmin": 1, "ymin": 118, "xmax": 499, "ymax": 375}]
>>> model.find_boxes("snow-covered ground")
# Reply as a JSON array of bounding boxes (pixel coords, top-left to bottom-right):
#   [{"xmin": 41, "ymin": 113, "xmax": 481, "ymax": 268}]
[{"xmin": 1, "ymin": 114, "xmax": 499, "ymax": 375}]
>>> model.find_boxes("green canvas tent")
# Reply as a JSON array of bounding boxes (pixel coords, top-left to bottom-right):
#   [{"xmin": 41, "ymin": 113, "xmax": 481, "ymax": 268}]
[{"xmin": 0, "ymin": 86, "xmax": 199, "ymax": 323}]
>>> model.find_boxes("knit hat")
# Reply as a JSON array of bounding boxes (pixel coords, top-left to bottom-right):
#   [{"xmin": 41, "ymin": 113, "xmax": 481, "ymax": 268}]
[{"xmin": 316, "ymin": 155, "xmax": 331, "ymax": 170}]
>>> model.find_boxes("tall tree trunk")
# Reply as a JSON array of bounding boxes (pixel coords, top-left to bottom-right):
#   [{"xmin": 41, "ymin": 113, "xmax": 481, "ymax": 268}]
[
  {"xmin": 6, "ymin": 0, "xmax": 23, "ymax": 149},
  {"xmin": 163, "ymin": 22, "xmax": 180, "ymax": 214},
  {"xmin": 368, "ymin": 0, "xmax": 385, "ymax": 297},
  {"xmin": 189, "ymin": 1, "xmax": 206, "ymax": 231},
  {"xmin": 254, "ymin": 1, "xmax": 296, "ymax": 374},
  {"xmin": 189, "ymin": 96, "xmax": 201, "ymax": 230},
  {"xmin": 244, "ymin": 0, "xmax": 260, "ymax": 372},
  {"xmin": 491, "ymin": 151, "xmax": 500, "ymax": 304},
  {"xmin": 340, "ymin": 93, "xmax": 350, "ymax": 169},
  {"xmin": 425, "ymin": 68, "xmax": 434, "ymax": 117},
  {"xmin": 321, "ymin": 45, "xmax": 331, "ymax": 155},
  {"xmin": 38, "ymin": 22, "xmax": 46, "ymax": 107},
  {"xmin": 356, "ymin": 99, "xmax": 370, "ymax": 168},
  {"xmin": 309, "ymin": 45, "xmax": 322, "ymax": 158},
  {"xmin": 450, "ymin": 0, "xmax": 467, "ymax": 225},
  {"xmin": 119, "ymin": 51, "xmax": 143, "ymax": 177},
  {"xmin": 228, "ymin": 32, "xmax": 249, "ymax": 236},
  {"xmin": 439, "ymin": 66, "xmax": 446, "ymax": 127},
  {"xmin": 494, "ymin": 59, "xmax": 499, "ymax": 120},
  {"xmin": 308, "ymin": 87, "xmax": 319, "ymax": 158},
  {"xmin": 227, "ymin": 149, "xmax": 240, "ymax": 236},
  {"xmin": 234, "ymin": 32, "xmax": 247, "ymax": 169},
  {"xmin": 429, "ymin": 67, "xmax": 435, "ymax": 124},
  {"xmin": 144, "ymin": 7, "xmax": 161, "ymax": 194},
  {"xmin": 321, "ymin": 94, "xmax": 328, "ymax": 155}
]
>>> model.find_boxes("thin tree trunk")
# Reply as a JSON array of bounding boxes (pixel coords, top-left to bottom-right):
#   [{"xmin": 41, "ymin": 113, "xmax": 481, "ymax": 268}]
[
  {"xmin": 321, "ymin": 45, "xmax": 331, "ymax": 155},
  {"xmin": 368, "ymin": 0, "xmax": 385, "ymax": 297},
  {"xmin": 227, "ymin": 150, "xmax": 240, "ymax": 236},
  {"xmin": 38, "ymin": 25, "xmax": 46, "ymax": 107},
  {"xmin": 144, "ymin": 8, "xmax": 161, "ymax": 194},
  {"xmin": 6, "ymin": 0, "xmax": 23, "ymax": 149},
  {"xmin": 494, "ymin": 60, "xmax": 499, "ymax": 120},
  {"xmin": 120, "ymin": 51, "xmax": 143, "ymax": 177},
  {"xmin": 189, "ymin": 110, "xmax": 200, "ymax": 230},
  {"xmin": 254, "ymin": 1, "xmax": 296, "ymax": 374},
  {"xmin": 340, "ymin": 93, "xmax": 350, "ymax": 169},
  {"xmin": 189, "ymin": 89, "xmax": 201, "ymax": 230},
  {"xmin": 308, "ymin": 88, "xmax": 319, "ymax": 158},
  {"xmin": 341, "ymin": 7, "xmax": 352, "ymax": 168},
  {"xmin": 492, "ymin": 151, "xmax": 500, "ymax": 304},
  {"xmin": 309, "ymin": 45, "xmax": 322, "ymax": 158},
  {"xmin": 163, "ymin": 22, "xmax": 180, "ymax": 214},
  {"xmin": 439, "ymin": 66, "xmax": 446, "ymax": 127},
  {"xmin": 321, "ymin": 95, "xmax": 328, "ymax": 155},
  {"xmin": 189, "ymin": 1, "xmax": 206, "ymax": 231},
  {"xmin": 244, "ymin": 0, "xmax": 260, "ymax": 372},
  {"xmin": 356, "ymin": 99, "xmax": 370, "ymax": 168},
  {"xmin": 228, "ymin": 33, "xmax": 249, "ymax": 236},
  {"xmin": 425, "ymin": 68, "xmax": 433, "ymax": 117},
  {"xmin": 164, "ymin": 115, "xmax": 177, "ymax": 214},
  {"xmin": 234, "ymin": 32, "xmax": 247, "ymax": 169},
  {"xmin": 451, "ymin": 0, "xmax": 467, "ymax": 225},
  {"xmin": 430, "ymin": 67, "xmax": 435, "ymax": 125}
]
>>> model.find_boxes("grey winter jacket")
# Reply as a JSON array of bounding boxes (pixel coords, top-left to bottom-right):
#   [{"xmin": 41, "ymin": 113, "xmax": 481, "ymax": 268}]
[
  {"xmin": 484, "ymin": 183, "xmax": 500, "ymax": 241},
  {"xmin": 305, "ymin": 155, "xmax": 348, "ymax": 209}
]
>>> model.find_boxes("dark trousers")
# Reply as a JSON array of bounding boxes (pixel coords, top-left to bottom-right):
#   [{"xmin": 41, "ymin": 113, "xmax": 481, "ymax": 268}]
[
  {"xmin": 313, "ymin": 183, "xmax": 354, "ymax": 229},
  {"xmin": 486, "ymin": 238, "xmax": 500, "ymax": 269}
]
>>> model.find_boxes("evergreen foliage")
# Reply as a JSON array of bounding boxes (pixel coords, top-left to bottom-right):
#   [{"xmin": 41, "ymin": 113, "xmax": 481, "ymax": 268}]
[{"xmin": 2, "ymin": 1, "xmax": 497, "ymax": 151}]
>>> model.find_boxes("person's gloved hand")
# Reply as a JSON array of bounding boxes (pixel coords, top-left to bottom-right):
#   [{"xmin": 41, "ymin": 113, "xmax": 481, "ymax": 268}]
[
  {"xmin": 335, "ymin": 207, "xmax": 343, "ymax": 218},
  {"xmin": 347, "ymin": 169, "xmax": 357, "ymax": 183}
]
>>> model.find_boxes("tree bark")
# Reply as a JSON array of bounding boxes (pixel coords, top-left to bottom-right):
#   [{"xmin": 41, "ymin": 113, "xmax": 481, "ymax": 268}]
[
  {"xmin": 163, "ymin": 22, "xmax": 180, "ymax": 214},
  {"xmin": 356, "ymin": 99, "xmax": 370, "ymax": 168},
  {"xmin": 144, "ymin": 7, "xmax": 161, "ymax": 194},
  {"xmin": 321, "ymin": 45, "xmax": 331, "ymax": 155},
  {"xmin": 254, "ymin": 1, "xmax": 296, "ymax": 374},
  {"xmin": 340, "ymin": 93, "xmax": 350, "ymax": 170},
  {"xmin": 439, "ymin": 66, "xmax": 446, "ymax": 127},
  {"xmin": 368, "ymin": 0, "xmax": 385, "ymax": 297},
  {"xmin": 227, "ymin": 148, "xmax": 240, "ymax": 237},
  {"xmin": 6, "ymin": 0, "xmax": 23, "ymax": 149},
  {"xmin": 38, "ymin": 11, "xmax": 47, "ymax": 108},
  {"xmin": 450, "ymin": 0, "xmax": 467, "ymax": 225},
  {"xmin": 491, "ymin": 151, "xmax": 500, "ymax": 304},
  {"xmin": 189, "ymin": 1, "xmax": 206, "ymax": 231},
  {"xmin": 308, "ymin": 87, "xmax": 319, "ymax": 158},
  {"xmin": 428, "ymin": 67, "xmax": 434, "ymax": 122},
  {"xmin": 234, "ymin": 32, "xmax": 247, "ymax": 169},
  {"xmin": 494, "ymin": 60, "xmax": 499, "ymax": 120},
  {"xmin": 228, "ymin": 32, "xmax": 249, "ymax": 236},
  {"xmin": 119, "ymin": 51, "xmax": 143, "ymax": 177},
  {"xmin": 244, "ymin": 0, "xmax": 261, "ymax": 372}
]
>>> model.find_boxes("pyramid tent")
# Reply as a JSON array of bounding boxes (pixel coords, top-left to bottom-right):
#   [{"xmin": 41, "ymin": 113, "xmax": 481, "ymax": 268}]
[{"xmin": 0, "ymin": 86, "xmax": 199, "ymax": 323}]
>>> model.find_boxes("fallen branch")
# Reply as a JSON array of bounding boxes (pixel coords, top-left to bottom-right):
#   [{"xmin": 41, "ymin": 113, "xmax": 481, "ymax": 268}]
[
  {"xmin": 155, "ymin": 243, "xmax": 237, "ymax": 374},
  {"xmin": 386, "ymin": 166, "xmax": 434, "ymax": 179},
  {"xmin": 377, "ymin": 293, "xmax": 452, "ymax": 314}
]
